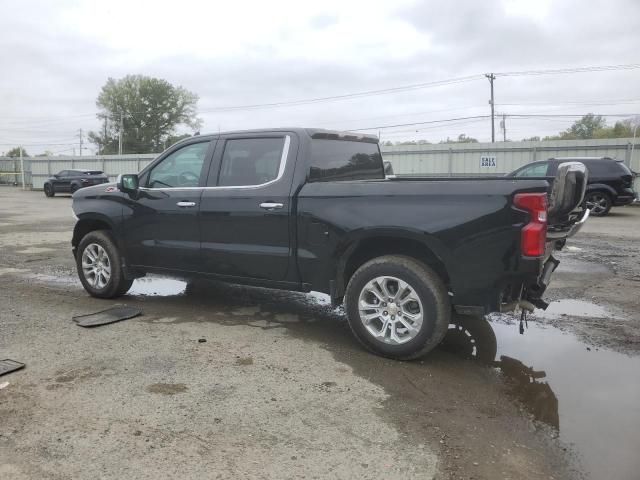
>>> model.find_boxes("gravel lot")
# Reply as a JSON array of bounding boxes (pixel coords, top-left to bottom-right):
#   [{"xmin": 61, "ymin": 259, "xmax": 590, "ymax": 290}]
[{"xmin": 1, "ymin": 187, "xmax": 639, "ymax": 479}]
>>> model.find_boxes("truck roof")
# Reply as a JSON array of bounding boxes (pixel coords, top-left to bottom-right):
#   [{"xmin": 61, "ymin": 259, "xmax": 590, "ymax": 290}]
[{"xmin": 181, "ymin": 128, "xmax": 378, "ymax": 144}]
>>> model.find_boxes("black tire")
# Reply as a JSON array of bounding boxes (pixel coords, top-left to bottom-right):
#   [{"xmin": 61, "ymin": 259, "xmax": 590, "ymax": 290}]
[
  {"xmin": 440, "ymin": 314, "xmax": 497, "ymax": 364},
  {"xmin": 76, "ymin": 230, "xmax": 132, "ymax": 298},
  {"xmin": 44, "ymin": 184, "xmax": 54, "ymax": 197},
  {"xmin": 344, "ymin": 255, "xmax": 451, "ymax": 360},
  {"xmin": 584, "ymin": 191, "xmax": 612, "ymax": 217},
  {"xmin": 70, "ymin": 183, "xmax": 79, "ymax": 194}
]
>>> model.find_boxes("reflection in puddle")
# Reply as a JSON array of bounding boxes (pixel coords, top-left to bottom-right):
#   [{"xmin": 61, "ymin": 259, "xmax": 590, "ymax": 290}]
[
  {"xmin": 535, "ymin": 299, "xmax": 612, "ymax": 319},
  {"xmin": 442, "ymin": 314, "xmax": 640, "ymax": 480},
  {"xmin": 128, "ymin": 276, "xmax": 188, "ymax": 296}
]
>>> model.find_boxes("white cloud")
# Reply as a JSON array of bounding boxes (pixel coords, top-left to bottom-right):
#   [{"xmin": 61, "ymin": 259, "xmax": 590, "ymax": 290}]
[{"xmin": 1, "ymin": 0, "xmax": 639, "ymax": 154}]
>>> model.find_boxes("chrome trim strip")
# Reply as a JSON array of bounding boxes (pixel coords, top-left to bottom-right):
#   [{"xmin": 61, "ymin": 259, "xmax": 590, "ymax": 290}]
[{"xmin": 139, "ymin": 135, "xmax": 291, "ymax": 192}]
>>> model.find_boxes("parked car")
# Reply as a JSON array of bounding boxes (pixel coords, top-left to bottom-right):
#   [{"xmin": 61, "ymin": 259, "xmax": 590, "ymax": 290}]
[
  {"xmin": 71, "ymin": 128, "xmax": 588, "ymax": 359},
  {"xmin": 508, "ymin": 157, "xmax": 636, "ymax": 216},
  {"xmin": 44, "ymin": 169, "xmax": 109, "ymax": 197}
]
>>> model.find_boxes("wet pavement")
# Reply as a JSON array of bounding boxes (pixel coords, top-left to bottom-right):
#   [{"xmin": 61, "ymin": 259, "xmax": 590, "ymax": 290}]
[
  {"xmin": 121, "ymin": 274, "xmax": 640, "ymax": 479},
  {"xmin": 2, "ymin": 188, "xmax": 640, "ymax": 479}
]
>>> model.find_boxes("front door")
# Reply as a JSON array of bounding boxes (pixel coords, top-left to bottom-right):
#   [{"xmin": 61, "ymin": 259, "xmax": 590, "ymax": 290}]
[
  {"xmin": 122, "ymin": 140, "xmax": 214, "ymax": 271},
  {"xmin": 54, "ymin": 170, "xmax": 72, "ymax": 192},
  {"xmin": 199, "ymin": 133, "xmax": 296, "ymax": 281}
]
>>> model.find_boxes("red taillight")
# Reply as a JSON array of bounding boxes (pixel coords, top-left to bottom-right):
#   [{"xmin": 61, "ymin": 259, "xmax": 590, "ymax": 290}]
[{"xmin": 514, "ymin": 193, "xmax": 547, "ymax": 257}]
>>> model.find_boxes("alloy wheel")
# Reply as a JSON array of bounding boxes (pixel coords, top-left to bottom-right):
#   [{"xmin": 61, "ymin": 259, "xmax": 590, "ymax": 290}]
[
  {"xmin": 358, "ymin": 275, "xmax": 423, "ymax": 345},
  {"xmin": 81, "ymin": 243, "xmax": 112, "ymax": 289},
  {"xmin": 585, "ymin": 193, "xmax": 608, "ymax": 215}
]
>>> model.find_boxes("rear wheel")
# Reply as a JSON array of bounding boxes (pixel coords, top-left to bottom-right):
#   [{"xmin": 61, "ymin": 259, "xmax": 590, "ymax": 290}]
[
  {"xmin": 345, "ymin": 255, "xmax": 450, "ymax": 360},
  {"xmin": 585, "ymin": 191, "xmax": 611, "ymax": 216},
  {"xmin": 76, "ymin": 230, "xmax": 133, "ymax": 298},
  {"xmin": 44, "ymin": 184, "xmax": 54, "ymax": 197},
  {"xmin": 70, "ymin": 183, "xmax": 79, "ymax": 194}
]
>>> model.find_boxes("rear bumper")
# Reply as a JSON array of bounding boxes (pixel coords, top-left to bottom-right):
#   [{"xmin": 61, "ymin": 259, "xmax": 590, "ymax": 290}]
[
  {"xmin": 547, "ymin": 208, "xmax": 589, "ymax": 241},
  {"xmin": 614, "ymin": 195, "xmax": 635, "ymax": 206}
]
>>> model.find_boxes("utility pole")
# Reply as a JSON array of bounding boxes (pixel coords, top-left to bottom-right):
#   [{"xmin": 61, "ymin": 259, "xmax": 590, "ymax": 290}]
[
  {"xmin": 485, "ymin": 73, "xmax": 496, "ymax": 143},
  {"xmin": 118, "ymin": 112, "xmax": 124, "ymax": 155},
  {"xmin": 501, "ymin": 114, "xmax": 507, "ymax": 142},
  {"xmin": 78, "ymin": 128, "xmax": 83, "ymax": 156},
  {"xmin": 20, "ymin": 145, "xmax": 25, "ymax": 190}
]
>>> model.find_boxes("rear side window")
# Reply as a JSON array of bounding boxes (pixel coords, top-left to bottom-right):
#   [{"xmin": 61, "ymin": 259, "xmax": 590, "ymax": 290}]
[
  {"xmin": 217, "ymin": 137, "xmax": 286, "ymax": 187},
  {"xmin": 309, "ymin": 139, "xmax": 384, "ymax": 182},
  {"xmin": 514, "ymin": 162, "xmax": 549, "ymax": 177},
  {"xmin": 584, "ymin": 161, "xmax": 613, "ymax": 176}
]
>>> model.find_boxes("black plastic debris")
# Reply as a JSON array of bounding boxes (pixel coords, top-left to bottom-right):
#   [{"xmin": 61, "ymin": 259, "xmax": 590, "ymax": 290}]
[
  {"xmin": 73, "ymin": 305, "xmax": 142, "ymax": 327},
  {"xmin": 0, "ymin": 359, "xmax": 25, "ymax": 377}
]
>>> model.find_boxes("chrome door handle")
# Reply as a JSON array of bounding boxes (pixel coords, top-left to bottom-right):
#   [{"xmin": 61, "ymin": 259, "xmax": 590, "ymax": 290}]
[
  {"xmin": 176, "ymin": 201, "xmax": 196, "ymax": 207},
  {"xmin": 260, "ymin": 202, "xmax": 284, "ymax": 211}
]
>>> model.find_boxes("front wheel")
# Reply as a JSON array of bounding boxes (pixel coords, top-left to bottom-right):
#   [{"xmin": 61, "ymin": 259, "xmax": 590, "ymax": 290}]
[
  {"xmin": 585, "ymin": 191, "xmax": 611, "ymax": 216},
  {"xmin": 76, "ymin": 230, "xmax": 133, "ymax": 298},
  {"xmin": 344, "ymin": 255, "xmax": 450, "ymax": 360},
  {"xmin": 44, "ymin": 184, "xmax": 54, "ymax": 197}
]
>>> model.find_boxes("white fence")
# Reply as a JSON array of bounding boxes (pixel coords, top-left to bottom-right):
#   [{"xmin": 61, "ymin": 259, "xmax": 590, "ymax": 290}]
[
  {"xmin": 26, "ymin": 154, "xmax": 156, "ymax": 189},
  {"xmin": 1, "ymin": 137, "xmax": 639, "ymax": 191},
  {"xmin": 381, "ymin": 137, "xmax": 640, "ymax": 177}
]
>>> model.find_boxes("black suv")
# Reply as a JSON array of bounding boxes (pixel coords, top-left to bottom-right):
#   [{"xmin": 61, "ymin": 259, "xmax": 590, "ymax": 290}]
[
  {"xmin": 44, "ymin": 169, "xmax": 109, "ymax": 197},
  {"xmin": 509, "ymin": 157, "xmax": 636, "ymax": 216}
]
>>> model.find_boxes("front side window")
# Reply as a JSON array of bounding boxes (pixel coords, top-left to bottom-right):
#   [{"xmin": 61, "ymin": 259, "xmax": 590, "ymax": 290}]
[
  {"xmin": 515, "ymin": 162, "xmax": 548, "ymax": 177},
  {"xmin": 147, "ymin": 142, "xmax": 209, "ymax": 188},
  {"xmin": 217, "ymin": 137, "xmax": 286, "ymax": 187}
]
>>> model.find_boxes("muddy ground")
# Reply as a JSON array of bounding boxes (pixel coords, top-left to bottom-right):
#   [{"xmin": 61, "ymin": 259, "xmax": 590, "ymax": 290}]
[{"xmin": 1, "ymin": 188, "xmax": 639, "ymax": 479}]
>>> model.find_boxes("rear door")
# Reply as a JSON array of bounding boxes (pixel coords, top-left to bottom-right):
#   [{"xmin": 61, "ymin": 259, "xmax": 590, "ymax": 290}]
[
  {"xmin": 199, "ymin": 133, "xmax": 297, "ymax": 281},
  {"xmin": 122, "ymin": 139, "xmax": 215, "ymax": 271}
]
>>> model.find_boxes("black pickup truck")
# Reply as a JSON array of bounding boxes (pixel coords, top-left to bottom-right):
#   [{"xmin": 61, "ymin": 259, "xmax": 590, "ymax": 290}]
[{"xmin": 71, "ymin": 128, "xmax": 588, "ymax": 359}]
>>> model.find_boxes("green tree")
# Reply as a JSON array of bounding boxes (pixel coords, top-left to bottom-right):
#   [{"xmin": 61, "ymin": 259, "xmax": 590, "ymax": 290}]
[
  {"xmin": 440, "ymin": 134, "xmax": 478, "ymax": 143},
  {"xmin": 593, "ymin": 118, "xmax": 638, "ymax": 139},
  {"xmin": 5, "ymin": 147, "xmax": 29, "ymax": 157},
  {"xmin": 558, "ymin": 113, "xmax": 606, "ymax": 139},
  {"xmin": 88, "ymin": 75, "xmax": 202, "ymax": 154}
]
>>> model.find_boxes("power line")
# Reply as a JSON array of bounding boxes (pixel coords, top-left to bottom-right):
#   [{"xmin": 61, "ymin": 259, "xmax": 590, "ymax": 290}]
[
  {"xmin": 1, "ymin": 62, "xmax": 639, "ymax": 125},
  {"xmin": 350, "ymin": 115, "xmax": 491, "ymax": 132},
  {"xmin": 496, "ymin": 98, "xmax": 640, "ymax": 107},
  {"xmin": 197, "ymin": 76, "xmax": 482, "ymax": 113},
  {"xmin": 495, "ymin": 63, "xmax": 640, "ymax": 77}
]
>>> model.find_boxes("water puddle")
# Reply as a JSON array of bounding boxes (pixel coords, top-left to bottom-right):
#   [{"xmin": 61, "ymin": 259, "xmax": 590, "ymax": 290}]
[
  {"xmin": 442, "ymin": 314, "xmax": 640, "ymax": 480},
  {"xmin": 535, "ymin": 299, "xmax": 613, "ymax": 319},
  {"xmin": 128, "ymin": 276, "xmax": 188, "ymax": 296}
]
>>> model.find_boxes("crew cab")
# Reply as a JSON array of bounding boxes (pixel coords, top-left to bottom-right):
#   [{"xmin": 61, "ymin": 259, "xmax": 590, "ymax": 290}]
[
  {"xmin": 71, "ymin": 128, "xmax": 588, "ymax": 359},
  {"xmin": 44, "ymin": 169, "xmax": 109, "ymax": 197},
  {"xmin": 509, "ymin": 157, "xmax": 636, "ymax": 216}
]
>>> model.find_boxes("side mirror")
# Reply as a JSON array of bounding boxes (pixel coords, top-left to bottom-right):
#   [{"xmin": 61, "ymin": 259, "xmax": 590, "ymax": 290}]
[
  {"xmin": 117, "ymin": 174, "xmax": 139, "ymax": 194},
  {"xmin": 548, "ymin": 162, "xmax": 588, "ymax": 220}
]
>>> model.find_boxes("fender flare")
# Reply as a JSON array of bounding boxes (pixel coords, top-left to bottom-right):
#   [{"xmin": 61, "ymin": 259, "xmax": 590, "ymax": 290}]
[{"xmin": 333, "ymin": 227, "xmax": 453, "ymax": 298}]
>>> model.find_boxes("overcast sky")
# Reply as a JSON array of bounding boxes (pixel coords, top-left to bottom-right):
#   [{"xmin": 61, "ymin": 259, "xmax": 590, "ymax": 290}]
[{"xmin": 1, "ymin": 0, "xmax": 639, "ymax": 155}]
